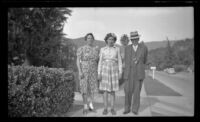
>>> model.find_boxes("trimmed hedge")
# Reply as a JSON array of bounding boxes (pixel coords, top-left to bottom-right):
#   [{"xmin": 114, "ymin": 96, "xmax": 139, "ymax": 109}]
[{"xmin": 8, "ymin": 65, "xmax": 75, "ymax": 117}]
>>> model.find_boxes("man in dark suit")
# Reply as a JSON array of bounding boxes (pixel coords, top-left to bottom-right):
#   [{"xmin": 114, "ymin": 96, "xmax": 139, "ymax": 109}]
[{"xmin": 123, "ymin": 31, "xmax": 148, "ymax": 115}]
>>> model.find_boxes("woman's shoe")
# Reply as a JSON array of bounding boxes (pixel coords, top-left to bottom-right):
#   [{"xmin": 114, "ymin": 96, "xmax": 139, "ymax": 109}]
[
  {"xmin": 89, "ymin": 107, "xmax": 97, "ymax": 113},
  {"xmin": 88, "ymin": 103, "xmax": 97, "ymax": 113},
  {"xmin": 102, "ymin": 109, "xmax": 108, "ymax": 115},
  {"xmin": 87, "ymin": 102, "xmax": 96, "ymax": 113},
  {"xmin": 110, "ymin": 108, "xmax": 116, "ymax": 115},
  {"xmin": 123, "ymin": 109, "xmax": 131, "ymax": 114}
]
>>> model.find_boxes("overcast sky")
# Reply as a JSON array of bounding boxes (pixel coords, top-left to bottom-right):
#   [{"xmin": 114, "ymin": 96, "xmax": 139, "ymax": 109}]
[{"xmin": 63, "ymin": 7, "xmax": 194, "ymax": 44}]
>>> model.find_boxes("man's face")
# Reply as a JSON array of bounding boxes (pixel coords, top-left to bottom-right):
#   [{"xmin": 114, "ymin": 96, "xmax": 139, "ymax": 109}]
[{"xmin": 131, "ymin": 38, "xmax": 139, "ymax": 45}]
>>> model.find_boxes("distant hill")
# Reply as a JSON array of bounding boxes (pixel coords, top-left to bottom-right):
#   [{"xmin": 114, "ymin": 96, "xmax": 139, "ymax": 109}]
[
  {"xmin": 72, "ymin": 37, "xmax": 106, "ymax": 48},
  {"xmin": 145, "ymin": 40, "xmax": 179, "ymax": 51},
  {"xmin": 147, "ymin": 38, "xmax": 194, "ymax": 70},
  {"xmin": 61, "ymin": 37, "xmax": 194, "ymax": 71},
  {"xmin": 65, "ymin": 37, "xmax": 179, "ymax": 51},
  {"xmin": 66, "ymin": 37, "xmax": 121, "ymax": 48}
]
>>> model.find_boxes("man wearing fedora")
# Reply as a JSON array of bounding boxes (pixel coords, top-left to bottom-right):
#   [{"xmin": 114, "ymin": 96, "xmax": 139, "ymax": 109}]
[{"xmin": 123, "ymin": 31, "xmax": 148, "ymax": 115}]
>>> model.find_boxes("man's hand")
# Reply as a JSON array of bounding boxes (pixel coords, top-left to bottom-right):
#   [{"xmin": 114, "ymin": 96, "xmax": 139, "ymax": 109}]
[
  {"xmin": 119, "ymin": 73, "xmax": 122, "ymax": 80},
  {"xmin": 124, "ymin": 79, "xmax": 128, "ymax": 82},
  {"xmin": 98, "ymin": 74, "xmax": 102, "ymax": 81}
]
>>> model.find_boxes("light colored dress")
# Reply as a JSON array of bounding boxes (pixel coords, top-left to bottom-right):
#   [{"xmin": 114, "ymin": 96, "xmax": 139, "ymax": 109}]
[
  {"xmin": 119, "ymin": 45, "xmax": 127, "ymax": 86},
  {"xmin": 77, "ymin": 45, "xmax": 99, "ymax": 95},
  {"xmin": 98, "ymin": 45, "xmax": 122, "ymax": 92},
  {"xmin": 119, "ymin": 45, "xmax": 126, "ymax": 69}
]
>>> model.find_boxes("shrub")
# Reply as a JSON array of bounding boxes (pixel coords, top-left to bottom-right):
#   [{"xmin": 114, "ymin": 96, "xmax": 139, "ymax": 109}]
[
  {"xmin": 8, "ymin": 65, "xmax": 75, "ymax": 117},
  {"xmin": 173, "ymin": 64, "xmax": 187, "ymax": 72}
]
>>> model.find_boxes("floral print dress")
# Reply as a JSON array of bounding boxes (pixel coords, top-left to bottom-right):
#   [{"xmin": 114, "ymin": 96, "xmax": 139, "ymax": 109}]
[{"xmin": 77, "ymin": 45, "xmax": 99, "ymax": 95}]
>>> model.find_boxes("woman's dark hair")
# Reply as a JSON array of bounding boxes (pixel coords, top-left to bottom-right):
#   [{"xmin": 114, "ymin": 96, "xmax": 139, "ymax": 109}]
[
  {"xmin": 84, "ymin": 33, "xmax": 95, "ymax": 41},
  {"xmin": 104, "ymin": 33, "xmax": 117, "ymax": 44}
]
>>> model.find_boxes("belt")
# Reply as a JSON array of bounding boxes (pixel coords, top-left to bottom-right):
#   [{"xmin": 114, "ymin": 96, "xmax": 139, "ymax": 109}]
[
  {"xmin": 81, "ymin": 60, "xmax": 96, "ymax": 62},
  {"xmin": 102, "ymin": 59, "xmax": 117, "ymax": 63}
]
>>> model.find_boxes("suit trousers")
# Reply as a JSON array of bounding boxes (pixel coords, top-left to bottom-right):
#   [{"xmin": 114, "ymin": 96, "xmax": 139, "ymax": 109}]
[{"xmin": 124, "ymin": 80, "xmax": 143, "ymax": 112}]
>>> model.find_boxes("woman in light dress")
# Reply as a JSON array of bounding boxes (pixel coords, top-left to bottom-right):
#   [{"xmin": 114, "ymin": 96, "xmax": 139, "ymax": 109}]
[{"xmin": 98, "ymin": 33, "xmax": 122, "ymax": 115}]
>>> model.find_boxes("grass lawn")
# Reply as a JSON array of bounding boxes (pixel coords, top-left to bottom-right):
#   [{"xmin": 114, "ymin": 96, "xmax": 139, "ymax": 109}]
[{"xmin": 144, "ymin": 76, "xmax": 182, "ymax": 96}]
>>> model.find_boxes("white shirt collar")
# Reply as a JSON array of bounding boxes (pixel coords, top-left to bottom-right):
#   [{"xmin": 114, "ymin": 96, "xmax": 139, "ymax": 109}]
[
  {"xmin": 132, "ymin": 44, "xmax": 138, "ymax": 47},
  {"xmin": 132, "ymin": 44, "xmax": 138, "ymax": 51}
]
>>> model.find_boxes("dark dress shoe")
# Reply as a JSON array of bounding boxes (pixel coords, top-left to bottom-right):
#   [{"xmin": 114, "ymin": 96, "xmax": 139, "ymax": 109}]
[
  {"xmin": 110, "ymin": 108, "xmax": 117, "ymax": 115},
  {"xmin": 132, "ymin": 111, "xmax": 138, "ymax": 115},
  {"xmin": 102, "ymin": 109, "xmax": 108, "ymax": 115},
  {"xmin": 123, "ymin": 110, "xmax": 131, "ymax": 114}
]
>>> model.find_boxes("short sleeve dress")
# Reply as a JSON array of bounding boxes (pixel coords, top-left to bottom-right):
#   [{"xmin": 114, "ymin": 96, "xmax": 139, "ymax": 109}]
[
  {"xmin": 98, "ymin": 46, "xmax": 122, "ymax": 92},
  {"xmin": 77, "ymin": 45, "xmax": 99, "ymax": 96}
]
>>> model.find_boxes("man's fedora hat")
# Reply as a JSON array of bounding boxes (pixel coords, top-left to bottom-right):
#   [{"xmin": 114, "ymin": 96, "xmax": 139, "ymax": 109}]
[{"xmin": 130, "ymin": 31, "xmax": 141, "ymax": 40}]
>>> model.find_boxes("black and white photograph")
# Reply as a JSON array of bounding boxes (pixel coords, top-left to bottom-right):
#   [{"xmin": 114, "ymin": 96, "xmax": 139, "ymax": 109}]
[{"xmin": 6, "ymin": 3, "xmax": 196, "ymax": 117}]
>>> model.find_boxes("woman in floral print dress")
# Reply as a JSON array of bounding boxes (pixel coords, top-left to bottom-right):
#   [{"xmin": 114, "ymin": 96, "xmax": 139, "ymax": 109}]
[{"xmin": 76, "ymin": 33, "xmax": 99, "ymax": 115}]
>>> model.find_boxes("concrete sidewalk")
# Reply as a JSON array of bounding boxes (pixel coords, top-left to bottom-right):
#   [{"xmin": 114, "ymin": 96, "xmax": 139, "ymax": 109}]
[
  {"xmin": 64, "ymin": 71, "xmax": 194, "ymax": 117},
  {"xmin": 65, "ymin": 83, "xmax": 151, "ymax": 117}
]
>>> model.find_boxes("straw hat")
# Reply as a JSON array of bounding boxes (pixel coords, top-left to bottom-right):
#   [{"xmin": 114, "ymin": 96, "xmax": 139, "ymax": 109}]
[{"xmin": 130, "ymin": 31, "xmax": 141, "ymax": 39}]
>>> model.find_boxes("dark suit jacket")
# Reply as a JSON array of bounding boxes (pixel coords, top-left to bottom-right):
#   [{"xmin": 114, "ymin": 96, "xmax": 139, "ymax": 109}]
[{"xmin": 124, "ymin": 43, "xmax": 148, "ymax": 82}]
